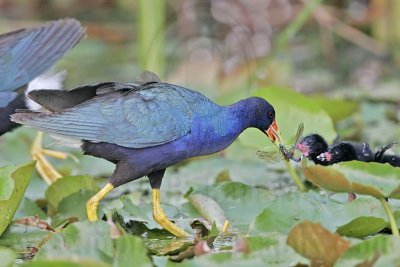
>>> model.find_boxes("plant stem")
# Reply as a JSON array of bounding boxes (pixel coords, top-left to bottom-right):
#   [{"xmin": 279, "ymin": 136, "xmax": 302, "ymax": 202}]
[
  {"xmin": 379, "ymin": 198, "xmax": 399, "ymax": 236},
  {"xmin": 285, "ymin": 160, "xmax": 306, "ymax": 192},
  {"xmin": 137, "ymin": 0, "xmax": 165, "ymax": 76},
  {"xmin": 275, "ymin": 0, "xmax": 323, "ymax": 52}
]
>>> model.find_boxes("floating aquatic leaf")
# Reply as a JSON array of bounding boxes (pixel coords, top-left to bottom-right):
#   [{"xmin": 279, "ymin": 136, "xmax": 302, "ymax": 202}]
[
  {"xmin": 45, "ymin": 175, "xmax": 99, "ymax": 209},
  {"xmin": 336, "ymin": 216, "xmax": 387, "ymax": 238},
  {"xmin": 0, "ymin": 246, "xmax": 16, "ymax": 267},
  {"xmin": 0, "ymin": 162, "xmax": 35, "ymax": 236},
  {"xmin": 303, "ymin": 161, "xmax": 400, "ymax": 199},
  {"xmin": 250, "ymin": 191, "xmax": 388, "ymax": 235},
  {"xmin": 335, "ymin": 235, "xmax": 400, "ymax": 267},
  {"xmin": 287, "ymin": 221, "xmax": 350, "ymax": 266}
]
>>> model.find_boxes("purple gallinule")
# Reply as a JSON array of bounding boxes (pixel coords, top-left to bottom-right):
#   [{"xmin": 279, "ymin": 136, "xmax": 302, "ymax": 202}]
[
  {"xmin": 12, "ymin": 72, "xmax": 282, "ymax": 237},
  {"xmin": 0, "ymin": 18, "xmax": 85, "ymax": 183}
]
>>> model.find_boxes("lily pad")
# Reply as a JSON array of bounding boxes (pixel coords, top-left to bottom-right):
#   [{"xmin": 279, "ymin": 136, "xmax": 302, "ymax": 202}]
[
  {"xmin": 0, "ymin": 246, "xmax": 16, "ymax": 267},
  {"xmin": 0, "ymin": 162, "xmax": 35, "ymax": 236},
  {"xmin": 239, "ymin": 87, "xmax": 336, "ymax": 148},
  {"xmin": 303, "ymin": 161, "xmax": 400, "ymax": 199},
  {"xmin": 250, "ymin": 191, "xmax": 388, "ymax": 234},
  {"xmin": 0, "ymin": 165, "xmax": 17, "ymax": 201},
  {"xmin": 167, "ymin": 233, "xmax": 306, "ymax": 267},
  {"xmin": 336, "ymin": 216, "xmax": 387, "ymax": 238},
  {"xmin": 23, "ymin": 259, "xmax": 111, "ymax": 267},
  {"xmin": 45, "ymin": 175, "xmax": 99, "ymax": 209},
  {"xmin": 287, "ymin": 221, "xmax": 350, "ymax": 266},
  {"xmin": 51, "ymin": 190, "xmax": 96, "ymax": 225},
  {"xmin": 191, "ymin": 182, "xmax": 274, "ymax": 231},
  {"xmin": 36, "ymin": 221, "xmax": 114, "ymax": 262},
  {"xmin": 0, "ymin": 224, "xmax": 53, "ymax": 257},
  {"xmin": 15, "ymin": 197, "xmax": 47, "ymax": 219},
  {"xmin": 36, "ymin": 221, "xmax": 152, "ymax": 266},
  {"xmin": 335, "ymin": 235, "xmax": 400, "ymax": 267},
  {"xmin": 113, "ymin": 235, "xmax": 153, "ymax": 267}
]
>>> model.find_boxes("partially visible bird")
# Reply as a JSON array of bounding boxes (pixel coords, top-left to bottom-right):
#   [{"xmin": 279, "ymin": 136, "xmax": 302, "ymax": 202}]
[
  {"xmin": 12, "ymin": 72, "xmax": 282, "ymax": 237},
  {"xmin": 0, "ymin": 18, "xmax": 85, "ymax": 183}
]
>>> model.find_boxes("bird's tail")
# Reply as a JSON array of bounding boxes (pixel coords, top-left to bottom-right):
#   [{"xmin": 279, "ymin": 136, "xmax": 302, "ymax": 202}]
[
  {"xmin": 11, "ymin": 111, "xmax": 47, "ymax": 129},
  {"xmin": 11, "ymin": 111, "xmax": 82, "ymax": 147},
  {"xmin": 25, "ymin": 69, "xmax": 67, "ymax": 111}
]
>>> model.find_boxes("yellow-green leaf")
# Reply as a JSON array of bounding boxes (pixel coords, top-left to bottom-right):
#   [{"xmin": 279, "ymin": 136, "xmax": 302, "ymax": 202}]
[
  {"xmin": 336, "ymin": 216, "xmax": 387, "ymax": 238},
  {"xmin": 303, "ymin": 161, "xmax": 400, "ymax": 199},
  {"xmin": 0, "ymin": 162, "xmax": 35, "ymax": 236}
]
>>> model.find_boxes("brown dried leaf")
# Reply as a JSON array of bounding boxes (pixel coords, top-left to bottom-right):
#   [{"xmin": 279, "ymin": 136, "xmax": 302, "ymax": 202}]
[
  {"xmin": 287, "ymin": 221, "xmax": 350, "ymax": 267},
  {"xmin": 14, "ymin": 215, "xmax": 54, "ymax": 232}
]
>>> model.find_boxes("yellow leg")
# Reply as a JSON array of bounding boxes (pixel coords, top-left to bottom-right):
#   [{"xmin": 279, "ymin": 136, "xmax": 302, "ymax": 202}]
[
  {"xmin": 86, "ymin": 183, "xmax": 114, "ymax": 221},
  {"xmin": 152, "ymin": 189, "xmax": 190, "ymax": 237},
  {"xmin": 31, "ymin": 131, "xmax": 70, "ymax": 184}
]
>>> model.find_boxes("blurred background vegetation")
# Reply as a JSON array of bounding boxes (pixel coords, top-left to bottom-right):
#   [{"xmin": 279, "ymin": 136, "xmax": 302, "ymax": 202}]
[
  {"xmin": 1, "ymin": 0, "xmax": 400, "ymax": 184},
  {"xmin": 1, "ymin": 0, "xmax": 399, "ymax": 98}
]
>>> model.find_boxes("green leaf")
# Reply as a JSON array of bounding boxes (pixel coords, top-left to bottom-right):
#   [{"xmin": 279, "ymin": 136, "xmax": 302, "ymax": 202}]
[
  {"xmin": 336, "ymin": 216, "xmax": 387, "ymax": 238},
  {"xmin": 312, "ymin": 96, "xmax": 359, "ymax": 122},
  {"xmin": 23, "ymin": 259, "xmax": 111, "ymax": 267},
  {"xmin": 250, "ymin": 191, "xmax": 388, "ymax": 235},
  {"xmin": 0, "ymin": 162, "xmax": 35, "ymax": 236},
  {"xmin": 36, "ymin": 221, "xmax": 114, "ymax": 263},
  {"xmin": 167, "ymin": 233, "xmax": 306, "ymax": 267},
  {"xmin": 287, "ymin": 221, "xmax": 350, "ymax": 266},
  {"xmin": 239, "ymin": 87, "xmax": 336, "ymax": 148},
  {"xmin": 0, "ymin": 224, "xmax": 53, "ymax": 254},
  {"xmin": 15, "ymin": 197, "xmax": 47, "ymax": 219},
  {"xmin": 246, "ymin": 236, "xmax": 278, "ymax": 252},
  {"xmin": 45, "ymin": 175, "xmax": 99, "ymax": 209},
  {"xmin": 335, "ymin": 235, "xmax": 400, "ymax": 267},
  {"xmin": 0, "ymin": 246, "xmax": 16, "ymax": 267},
  {"xmin": 192, "ymin": 182, "xmax": 274, "ymax": 231},
  {"xmin": 36, "ymin": 221, "xmax": 152, "ymax": 267},
  {"xmin": 303, "ymin": 161, "xmax": 400, "ymax": 199},
  {"xmin": 113, "ymin": 235, "xmax": 152, "ymax": 267},
  {"xmin": 0, "ymin": 165, "xmax": 17, "ymax": 201},
  {"xmin": 51, "ymin": 190, "xmax": 96, "ymax": 225},
  {"xmin": 209, "ymin": 221, "xmax": 219, "ymax": 237}
]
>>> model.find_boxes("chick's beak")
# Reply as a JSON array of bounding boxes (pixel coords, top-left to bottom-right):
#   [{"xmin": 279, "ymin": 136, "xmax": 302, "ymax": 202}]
[{"xmin": 265, "ymin": 119, "xmax": 282, "ymax": 144}]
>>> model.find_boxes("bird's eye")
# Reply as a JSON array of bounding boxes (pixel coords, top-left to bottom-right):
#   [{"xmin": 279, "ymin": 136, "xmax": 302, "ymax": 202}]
[{"xmin": 268, "ymin": 111, "xmax": 274, "ymax": 119}]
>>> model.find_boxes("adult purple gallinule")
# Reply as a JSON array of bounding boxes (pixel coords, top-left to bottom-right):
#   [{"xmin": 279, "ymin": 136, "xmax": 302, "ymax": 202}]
[
  {"xmin": 12, "ymin": 72, "xmax": 282, "ymax": 237},
  {"xmin": 0, "ymin": 18, "xmax": 85, "ymax": 183}
]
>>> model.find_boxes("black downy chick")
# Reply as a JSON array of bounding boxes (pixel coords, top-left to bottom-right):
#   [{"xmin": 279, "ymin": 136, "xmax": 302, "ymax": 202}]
[
  {"xmin": 295, "ymin": 134, "xmax": 329, "ymax": 165},
  {"xmin": 296, "ymin": 134, "xmax": 400, "ymax": 167},
  {"xmin": 296, "ymin": 134, "xmax": 399, "ymax": 202},
  {"xmin": 316, "ymin": 142, "xmax": 374, "ymax": 165}
]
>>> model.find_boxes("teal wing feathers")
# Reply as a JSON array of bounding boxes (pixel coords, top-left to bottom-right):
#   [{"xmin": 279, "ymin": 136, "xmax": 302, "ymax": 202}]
[{"xmin": 12, "ymin": 82, "xmax": 212, "ymax": 148}]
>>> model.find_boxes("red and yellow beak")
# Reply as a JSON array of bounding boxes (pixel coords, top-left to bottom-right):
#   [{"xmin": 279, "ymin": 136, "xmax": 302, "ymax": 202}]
[{"xmin": 265, "ymin": 119, "xmax": 282, "ymax": 145}]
